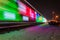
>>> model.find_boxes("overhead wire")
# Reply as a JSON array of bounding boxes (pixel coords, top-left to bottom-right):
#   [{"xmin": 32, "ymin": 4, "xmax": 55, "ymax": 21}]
[{"xmin": 24, "ymin": 0, "xmax": 44, "ymax": 16}]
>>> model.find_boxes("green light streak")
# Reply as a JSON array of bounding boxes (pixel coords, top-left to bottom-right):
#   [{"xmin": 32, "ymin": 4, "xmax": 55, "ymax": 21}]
[
  {"xmin": 0, "ymin": 0, "xmax": 23, "ymax": 22},
  {"xmin": 36, "ymin": 16, "xmax": 45, "ymax": 22},
  {"xmin": 0, "ymin": 0, "xmax": 18, "ymax": 9}
]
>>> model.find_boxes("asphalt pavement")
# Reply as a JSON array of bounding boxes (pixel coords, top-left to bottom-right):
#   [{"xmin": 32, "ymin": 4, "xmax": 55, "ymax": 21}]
[{"xmin": 0, "ymin": 24, "xmax": 60, "ymax": 40}]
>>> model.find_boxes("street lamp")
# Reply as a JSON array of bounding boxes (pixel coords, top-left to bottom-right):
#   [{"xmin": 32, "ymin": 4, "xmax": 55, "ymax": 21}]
[{"xmin": 55, "ymin": 15, "xmax": 59, "ymax": 18}]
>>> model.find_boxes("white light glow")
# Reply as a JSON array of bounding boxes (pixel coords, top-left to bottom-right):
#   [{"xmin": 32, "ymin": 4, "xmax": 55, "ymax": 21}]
[
  {"xmin": 43, "ymin": 18, "xmax": 47, "ymax": 22},
  {"xmin": 18, "ymin": 1, "xmax": 26, "ymax": 14},
  {"xmin": 4, "ymin": 11, "xmax": 16, "ymax": 20},
  {"xmin": 23, "ymin": 16, "xmax": 29, "ymax": 21}
]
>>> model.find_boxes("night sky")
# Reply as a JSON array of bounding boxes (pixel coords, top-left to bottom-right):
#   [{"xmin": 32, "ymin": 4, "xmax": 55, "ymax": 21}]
[{"xmin": 25, "ymin": 0, "xmax": 60, "ymax": 20}]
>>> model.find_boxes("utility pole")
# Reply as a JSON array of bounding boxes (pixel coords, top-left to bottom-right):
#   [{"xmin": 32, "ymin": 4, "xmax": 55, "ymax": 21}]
[
  {"xmin": 52, "ymin": 11, "xmax": 56, "ymax": 20},
  {"xmin": 52, "ymin": 11, "xmax": 59, "ymax": 21}
]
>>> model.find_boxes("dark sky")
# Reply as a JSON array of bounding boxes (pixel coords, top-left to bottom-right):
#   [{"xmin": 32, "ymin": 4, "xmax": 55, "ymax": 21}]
[{"xmin": 26, "ymin": 0, "xmax": 60, "ymax": 20}]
